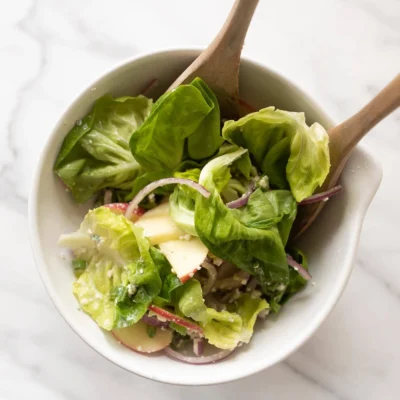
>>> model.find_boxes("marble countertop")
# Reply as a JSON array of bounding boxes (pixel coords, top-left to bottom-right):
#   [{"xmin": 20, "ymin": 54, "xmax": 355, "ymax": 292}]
[{"xmin": 1, "ymin": 0, "xmax": 399, "ymax": 398}]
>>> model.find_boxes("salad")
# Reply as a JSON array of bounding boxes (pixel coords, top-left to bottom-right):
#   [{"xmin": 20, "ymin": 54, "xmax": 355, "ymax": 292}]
[{"xmin": 55, "ymin": 77, "xmax": 339, "ymax": 364}]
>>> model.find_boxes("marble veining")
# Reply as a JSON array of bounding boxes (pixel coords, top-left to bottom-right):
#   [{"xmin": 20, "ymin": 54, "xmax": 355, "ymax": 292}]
[{"xmin": 1, "ymin": 0, "xmax": 399, "ymax": 398}]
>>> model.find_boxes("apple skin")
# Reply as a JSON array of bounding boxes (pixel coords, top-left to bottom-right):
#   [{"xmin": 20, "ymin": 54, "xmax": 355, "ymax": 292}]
[
  {"xmin": 105, "ymin": 203, "xmax": 145, "ymax": 221},
  {"xmin": 112, "ymin": 320, "xmax": 172, "ymax": 353},
  {"xmin": 148, "ymin": 305, "xmax": 204, "ymax": 335}
]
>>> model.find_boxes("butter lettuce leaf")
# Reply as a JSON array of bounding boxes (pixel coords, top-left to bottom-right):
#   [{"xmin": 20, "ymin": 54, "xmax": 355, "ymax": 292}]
[
  {"xmin": 232, "ymin": 189, "xmax": 297, "ymax": 245},
  {"xmin": 59, "ymin": 207, "xmax": 162, "ymax": 330},
  {"xmin": 222, "ymin": 107, "xmax": 330, "ymax": 201},
  {"xmin": 173, "ymin": 280, "xmax": 267, "ymax": 349},
  {"xmin": 54, "ymin": 94, "xmax": 152, "ymax": 203},
  {"xmin": 129, "ymin": 78, "xmax": 223, "ymax": 172},
  {"xmin": 195, "ymin": 149, "xmax": 290, "ymax": 290},
  {"xmin": 232, "ymin": 294, "xmax": 269, "ymax": 343},
  {"xmin": 169, "ymin": 168, "xmax": 201, "ymax": 236}
]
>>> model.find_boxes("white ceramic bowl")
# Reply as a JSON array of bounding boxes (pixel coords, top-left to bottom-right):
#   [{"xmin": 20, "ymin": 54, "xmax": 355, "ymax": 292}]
[{"xmin": 29, "ymin": 49, "xmax": 382, "ymax": 386}]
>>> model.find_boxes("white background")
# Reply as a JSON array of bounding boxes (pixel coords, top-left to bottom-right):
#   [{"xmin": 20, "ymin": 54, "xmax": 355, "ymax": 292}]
[{"xmin": 1, "ymin": 0, "xmax": 399, "ymax": 399}]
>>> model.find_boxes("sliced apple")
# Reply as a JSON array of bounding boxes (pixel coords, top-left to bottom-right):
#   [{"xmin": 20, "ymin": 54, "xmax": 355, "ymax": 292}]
[
  {"xmin": 112, "ymin": 320, "xmax": 172, "ymax": 353},
  {"xmin": 135, "ymin": 203, "xmax": 185, "ymax": 245},
  {"xmin": 158, "ymin": 237, "xmax": 208, "ymax": 282},
  {"xmin": 148, "ymin": 305, "xmax": 204, "ymax": 335},
  {"xmin": 105, "ymin": 203, "xmax": 145, "ymax": 222}
]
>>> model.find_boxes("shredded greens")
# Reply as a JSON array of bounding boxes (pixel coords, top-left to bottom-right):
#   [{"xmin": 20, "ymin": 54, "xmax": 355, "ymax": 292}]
[{"xmin": 56, "ymin": 78, "xmax": 329, "ymax": 358}]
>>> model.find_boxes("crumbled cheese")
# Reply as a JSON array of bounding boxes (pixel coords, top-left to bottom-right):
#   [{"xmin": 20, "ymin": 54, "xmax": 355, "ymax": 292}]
[
  {"xmin": 250, "ymin": 290, "xmax": 262, "ymax": 300},
  {"xmin": 90, "ymin": 234, "xmax": 100, "ymax": 243},
  {"xmin": 127, "ymin": 284, "xmax": 137, "ymax": 296},
  {"xmin": 139, "ymin": 268, "xmax": 144, "ymax": 274},
  {"xmin": 258, "ymin": 176, "xmax": 269, "ymax": 190},
  {"xmin": 258, "ymin": 309, "xmax": 270, "ymax": 320},
  {"xmin": 277, "ymin": 283, "xmax": 286, "ymax": 291},
  {"xmin": 81, "ymin": 298, "xmax": 89, "ymax": 305},
  {"xmin": 212, "ymin": 257, "xmax": 223, "ymax": 266}
]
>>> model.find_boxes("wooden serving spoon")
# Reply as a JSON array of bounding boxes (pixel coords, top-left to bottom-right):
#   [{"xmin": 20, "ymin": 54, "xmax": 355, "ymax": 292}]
[
  {"xmin": 168, "ymin": 0, "xmax": 399, "ymax": 239},
  {"xmin": 168, "ymin": 0, "xmax": 260, "ymax": 118},
  {"xmin": 293, "ymin": 74, "xmax": 400, "ymax": 239}
]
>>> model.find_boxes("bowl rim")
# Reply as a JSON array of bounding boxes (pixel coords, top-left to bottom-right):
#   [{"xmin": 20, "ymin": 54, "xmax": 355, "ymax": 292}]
[{"xmin": 28, "ymin": 47, "xmax": 382, "ymax": 386}]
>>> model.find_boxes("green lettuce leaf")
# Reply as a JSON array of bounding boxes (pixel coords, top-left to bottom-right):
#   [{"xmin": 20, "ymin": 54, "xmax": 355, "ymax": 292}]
[
  {"xmin": 232, "ymin": 189, "xmax": 297, "ymax": 245},
  {"xmin": 214, "ymin": 143, "xmax": 252, "ymax": 180},
  {"xmin": 222, "ymin": 107, "xmax": 330, "ymax": 201},
  {"xmin": 195, "ymin": 149, "xmax": 290, "ymax": 291},
  {"xmin": 220, "ymin": 178, "xmax": 247, "ymax": 203},
  {"xmin": 149, "ymin": 247, "xmax": 182, "ymax": 305},
  {"xmin": 264, "ymin": 248, "xmax": 309, "ymax": 313},
  {"xmin": 231, "ymin": 294, "xmax": 269, "ymax": 343},
  {"xmin": 169, "ymin": 168, "xmax": 201, "ymax": 236},
  {"xmin": 173, "ymin": 280, "xmax": 267, "ymax": 349},
  {"xmin": 54, "ymin": 94, "xmax": 153, "ymax": 203},
  {"xmin": 187, "ymin": 78, "xmax": 223, "ymax": 159},
  {"xmin": 129, "ymin": 78, "xmax": 223, "ymax": 171},
  {"xmin": 58, "ymin": 207, "xmax": 161, "ymax": 330}
]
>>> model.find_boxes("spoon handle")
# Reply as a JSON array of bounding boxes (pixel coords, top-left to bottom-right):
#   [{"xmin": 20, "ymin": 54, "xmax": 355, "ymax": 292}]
[
  {"xmin": 293, "ymin": 74, "xmax": 400, "ymax": 240},
  {"xmin": 208, "ymin": 0, "xmax": 260, "ymax": 64},
  {"xmin": 329, "ymin": 74, "xmax": 400, "ymax": 160},
  {"xmin": 169, "ymin": 0, "xmax": 259, "ymax": 116}
]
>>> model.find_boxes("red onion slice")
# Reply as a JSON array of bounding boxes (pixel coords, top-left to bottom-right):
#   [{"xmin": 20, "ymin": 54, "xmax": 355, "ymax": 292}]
[
  {"xmin": 125, "ymin": 178, "xmax": 210, "ymax": 220},
  {"xmin": 141, "ymin": 314, "xmax": 170, "ymax": 329},
  {"xmin": 193, "ymin": 338, "xmax": 204, "ymax": 356},
  {"xmin": 299, "ymin": 185, "xmax": 343, "ymax": 205},
  {"xmin": 104, "ymin": 203, "xmax": 145, "ymax": 219},
  {"xmin": 226, "ymin": 183, "xmax": 255, "ymax": 209},
  {"xmin": 286, "ymin": 255, "xmax": 312, "ymax": 280},
  {"xmin": 165, "ymin": 347, "xmax": 234, "ymax": 364},
  {"xmin": 104, "ymin": 202, "xmax": 128, "ymax": 212}
]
